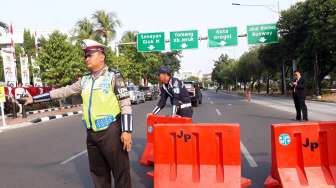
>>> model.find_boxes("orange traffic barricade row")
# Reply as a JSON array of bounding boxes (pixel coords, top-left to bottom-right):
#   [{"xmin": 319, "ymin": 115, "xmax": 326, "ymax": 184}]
[
  {"xmin": 152, "ymin": 123, "xmax": 252, "ymax": 188},
  {"xmin": 265, "ymin": 121, "xmax": 336, "ymax": 188},
  {"xmin": 139, "ymin": 115, "xmax": 192, "ymax": 166}
]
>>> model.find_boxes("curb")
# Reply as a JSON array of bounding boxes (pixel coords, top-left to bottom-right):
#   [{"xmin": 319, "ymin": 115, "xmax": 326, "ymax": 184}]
[
  {"xmin": 27, "ymin": 104, "xmax": 82, "ymax": 115},
  {"xmin": 3, "ymin": 104, "xmax": 82, "ymax": 119},
  {"xmin": 31, "ymin": 110, "xmax": 83, "ymax": 123}
]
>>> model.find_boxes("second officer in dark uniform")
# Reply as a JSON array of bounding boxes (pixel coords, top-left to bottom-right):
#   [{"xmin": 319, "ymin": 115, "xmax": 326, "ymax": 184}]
[{"xmin": 152, "ymin": 66, "xmax": 193, "ymax": 118}]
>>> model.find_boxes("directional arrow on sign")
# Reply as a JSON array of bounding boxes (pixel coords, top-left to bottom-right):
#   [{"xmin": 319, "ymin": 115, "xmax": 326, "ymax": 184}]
[
  {"xmin": 220, "ymin": 41, "xmax": 227, "ymax": 46},
  {"xmin": 181, "ymin": 43, "xmax": 188, "ymax": 49},
  {"xmin": 259, "ymin": 37, "xmax": 267, "ymax": 43},
  {"xmin": 148, "ymin": 45, "xmax": 155, "ymax": 50}
]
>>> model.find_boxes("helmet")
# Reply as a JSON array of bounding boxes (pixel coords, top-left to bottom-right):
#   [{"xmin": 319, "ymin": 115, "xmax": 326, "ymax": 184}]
[{"xmin": 158, "ymin": 66, "xmax": 171, "ymax": 75}]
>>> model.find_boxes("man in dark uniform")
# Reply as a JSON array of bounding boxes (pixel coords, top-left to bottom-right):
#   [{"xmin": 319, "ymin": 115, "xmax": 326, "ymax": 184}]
[
  {"xmin": 22, "ymin": 39, "xmax": 132, "ymax": 188},
  {"xmin": 152, "ymin": 66, "xmax": 193, "ymax": 118},
  {"xmin": 290, "ymin": 70, "xmax": 308, "ymax": 121}
]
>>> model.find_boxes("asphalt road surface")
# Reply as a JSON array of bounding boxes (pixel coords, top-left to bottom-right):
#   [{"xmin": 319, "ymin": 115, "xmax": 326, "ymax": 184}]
[{"xmin": 0, "ymin": 90, "xmax": 299, "ymax": 188}]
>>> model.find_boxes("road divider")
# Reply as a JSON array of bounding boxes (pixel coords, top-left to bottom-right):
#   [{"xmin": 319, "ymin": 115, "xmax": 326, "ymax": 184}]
[
  {"xmin": 265, "ymin": 121, "xmax": 336, "ymax": 188},
  {"xmin": 150, "ymin": 123, "xmax": 252, "ymax": 188},
  {"xmin": 139, "ymin": 115, "xmax": 192, "ymax": 166}
]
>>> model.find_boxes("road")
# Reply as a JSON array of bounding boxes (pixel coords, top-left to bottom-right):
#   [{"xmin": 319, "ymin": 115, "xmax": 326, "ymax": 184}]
[{"xmin": 0, "ymin": 90, "xmax": 303, "ymax": 188}]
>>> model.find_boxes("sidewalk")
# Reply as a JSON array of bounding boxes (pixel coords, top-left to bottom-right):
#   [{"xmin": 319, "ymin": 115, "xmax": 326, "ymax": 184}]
[
  {"xmin": 0, "ymin": 105, "xmax": 83, "ymax": 130},
  {"xmin": 222, "ymin": 90, "xmax": 336, "ymax": 121}
]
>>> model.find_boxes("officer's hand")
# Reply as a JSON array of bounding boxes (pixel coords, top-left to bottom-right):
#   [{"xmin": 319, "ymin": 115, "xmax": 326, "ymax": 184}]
[
  {"xmin": 121, "ymin": 132, "xmax": 132, "ymax": 152},
  {"xmin": 20, "ymin": 94, "xmax": 33, "ymax": 105}
]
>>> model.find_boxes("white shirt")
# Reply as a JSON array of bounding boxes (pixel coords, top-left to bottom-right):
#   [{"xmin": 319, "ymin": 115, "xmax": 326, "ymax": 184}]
[{"xmin": 15, "ymin": 87, "xmax": 27, "ymax": 99}]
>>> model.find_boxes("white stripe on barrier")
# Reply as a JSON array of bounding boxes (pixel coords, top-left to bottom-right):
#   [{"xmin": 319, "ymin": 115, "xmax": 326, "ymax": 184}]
[{"xmin": 40, "ymin": 117, "xmax": 50, "ymax": 122}]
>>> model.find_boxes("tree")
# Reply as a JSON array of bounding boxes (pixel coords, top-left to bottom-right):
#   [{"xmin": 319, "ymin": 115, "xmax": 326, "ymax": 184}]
[
  {"xmin": 92, "ymin": 10, "xmax": 121, "ymax": 45},
  {"xmin": 212, "ymin": 54, "xmax": 237, "ymax": 89},
  {"xmin": 185, "ymin": 76, "xmax": 200, "ymax": 82},
  {"xmin": 14, "ymin": 45, "xmax": 23, "ymax": 83},
  {"xmin": 118, "ymin": 31, "xmax": 145, "ymax": 84},
  {"xmin": 71, "ymin": 18, "xmax": 98, "ymax": 42},
  {"xmin": 23, "ymin": 29, "xmax": 36, "ymax": 58},
  {"xmin": 36, "ymin": 31, "xmax": 86, "ymax": 86},
  {"xmin": 0, "ymin": 21, "xmax": 8, "ymax": 36},
  {"xmin": 259, "ymin": 43, "xmax": 283, "ymax": 94}
]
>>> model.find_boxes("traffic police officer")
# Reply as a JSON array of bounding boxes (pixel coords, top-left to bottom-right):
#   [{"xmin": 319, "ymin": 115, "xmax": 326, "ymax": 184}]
[
  {"xmin": 152, "ymin": 66, "xmax": 193, "ymax": 118},
  {"xmin": 22, "ymin": 39, "xmax": 133, "ymax": 188}
]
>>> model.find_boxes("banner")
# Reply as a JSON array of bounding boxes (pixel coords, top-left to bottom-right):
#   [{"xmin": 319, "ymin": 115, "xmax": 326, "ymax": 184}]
[
  {"xmin": 31, "ymin": 58, "xmax": 43, "ymax": 87},
  {"xmin": 1, "ymin": 49, "xmax": 17, "ymax": 87},
  {"xmin": 20, "ymin": 56, "xmax": 30, "ymax": 86}
]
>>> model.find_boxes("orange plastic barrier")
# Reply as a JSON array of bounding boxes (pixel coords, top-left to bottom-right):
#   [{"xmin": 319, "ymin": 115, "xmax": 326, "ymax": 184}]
[
  {"xmin": 265, "ymin": 121, "xmax": 336, "ymax": 188},
  {"xmin": 153, "ymin": 123, "xmax": 252, "ymax": 188},
  {"xmin": 139, "ymin": 115, "xmax": 192, "ymax": 166}
]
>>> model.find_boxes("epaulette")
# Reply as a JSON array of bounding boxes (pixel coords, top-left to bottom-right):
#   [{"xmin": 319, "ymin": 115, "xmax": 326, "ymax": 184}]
[{"xmin": 108, "ymin": 68, "xmax": 121, "ymax": 75}]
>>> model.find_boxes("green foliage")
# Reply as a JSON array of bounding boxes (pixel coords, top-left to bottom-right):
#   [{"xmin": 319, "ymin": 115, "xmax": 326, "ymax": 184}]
[
  {"xmin": 36, "ymin": 31, "xmax": 86, "ymax": 86},
  {"xmin": 15, "ymin": 45, "xmax": 23, "ymax": 83},
  {"xmin": 185, "ymin": 76, "xmax": 200, "ymax": 82},
  {"xmin": 92, "ymin": 10, "xmax": 121, "ymax": 45},
  {"xmin": 23, "ymin": 29, "xmax": 36, "ymax": 58},
  {"xmin": 213, "ymin": 0, "xmax": 336, "ymax": 94},
  {"xmin": 277, "ymin": 0, "xmax": 336, "ymax": 94}
]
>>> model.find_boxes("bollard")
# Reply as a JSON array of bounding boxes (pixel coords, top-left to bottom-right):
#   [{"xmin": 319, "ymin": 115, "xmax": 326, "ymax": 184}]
[
  {"xmin": 22, "ymin": 104, "xmax": 27, "ymax": 118},
  {"xmin": 12, "ymin": 101, "xmax": 17, "ymax": 118}
]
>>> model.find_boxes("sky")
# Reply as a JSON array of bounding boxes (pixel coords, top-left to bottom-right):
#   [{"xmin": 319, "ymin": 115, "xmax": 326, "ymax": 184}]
[{"xmin": 0, "ymin": 0, "xmax": 302, "ymax": 74}]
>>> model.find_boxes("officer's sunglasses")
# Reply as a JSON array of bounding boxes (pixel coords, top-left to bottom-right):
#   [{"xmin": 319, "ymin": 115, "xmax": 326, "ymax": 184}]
[{"xmin": 84, "ymin": 51, "xmax": 98, "ymax": 59}]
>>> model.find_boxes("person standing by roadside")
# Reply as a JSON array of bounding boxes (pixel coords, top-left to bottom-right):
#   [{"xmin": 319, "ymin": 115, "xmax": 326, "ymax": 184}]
[{"xmin": 290, "ymin": 70, "xmax": 308, "ymax": 121}]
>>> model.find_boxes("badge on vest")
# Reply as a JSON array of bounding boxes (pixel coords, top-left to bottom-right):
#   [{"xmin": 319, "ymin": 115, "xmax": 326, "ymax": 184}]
[
  {"xmin": 101, "ymin": 79, "xmax": 110, "ymax": 94},
  {"xmin": 95, "ymin": 115, "xmax": 116, "ymax": 129}
]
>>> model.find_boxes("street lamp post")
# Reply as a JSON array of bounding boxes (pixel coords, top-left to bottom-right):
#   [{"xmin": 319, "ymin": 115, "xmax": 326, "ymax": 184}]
[{"xmin": 232, "ymin": 1, "xmax": 289, "ymax": 96}]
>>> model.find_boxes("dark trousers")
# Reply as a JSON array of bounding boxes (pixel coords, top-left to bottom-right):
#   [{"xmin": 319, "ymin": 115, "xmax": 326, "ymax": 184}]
[
  {"xmin": 177, "ymin": 107, "xmax": 193, "ymax": 118},
  {"xmin": 87, "ymin": 121, "xmax": 131, "ymax": 188},
  {"xmin": 293, "ymin": 95, "xmax": 308, "ymax": 120}
]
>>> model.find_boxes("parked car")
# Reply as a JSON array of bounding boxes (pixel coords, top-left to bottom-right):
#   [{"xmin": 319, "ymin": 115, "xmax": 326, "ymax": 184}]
[
  {"xmin": 137, "ymin": 90, "xmax": 146, "ymax": 103},
  {"xmin": 183, "ymin": 81, "xmax": 203, "ymax": 107},
  {"xmin": 127, "ymin": 86, "xmax": 145, "ymax": 104},
  {"xmin": 140, "ymin": 86, "xmax": 158, "ymax": 101}
]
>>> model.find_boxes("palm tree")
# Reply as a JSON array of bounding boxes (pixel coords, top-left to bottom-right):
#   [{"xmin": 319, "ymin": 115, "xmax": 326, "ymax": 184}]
[
  {"xmin": 121, "ymin": 31, "xmax": 137, "ymax": 43},
  {"xmin": 92, "ymin": 10, "xmax": 121, "ymax": 45},
  {"xmin": 72, "ymin": 18, "xmax": 95, "ymax": 41}
]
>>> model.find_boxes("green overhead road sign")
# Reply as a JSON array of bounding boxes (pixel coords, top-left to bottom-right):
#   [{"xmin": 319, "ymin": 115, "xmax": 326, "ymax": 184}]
[
  {"xmin": 137, "ymin": 32, "xmax": 165, "ymax": 52},
  {"xmin": 247, "ymin": 24, "xmax": 278, "ymax": 45},
  {"xmin": 170, "ymin": 30, "xmax": 198, "ymax": 50},
  {"xmin": 208, "ymin": 27, "xmax": 238, "ymax": 47}
]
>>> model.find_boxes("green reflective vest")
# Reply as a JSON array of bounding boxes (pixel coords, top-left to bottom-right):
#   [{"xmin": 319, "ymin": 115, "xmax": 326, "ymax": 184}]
[{"xmin": 81, "ymin": 71, "xmax": 121, "ymax": 132}]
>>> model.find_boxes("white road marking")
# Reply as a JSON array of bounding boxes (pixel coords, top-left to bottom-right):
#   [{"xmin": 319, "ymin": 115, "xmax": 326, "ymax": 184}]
[
  {"xmin": 240, "ymin": 142, "xmax": 258, "ymax": 168},
  {"xmin": 216, "ymin": 108, "xmax": 222, "ymax": 116},
  {"xmin": 210, "ymin": 101, "xmax": 214, "ymax": 104},
  {"xmin": 60, "ymin": 150, "xmax": 87, "ymax": 165},
  {"xmin": 228, "ymin": 104, "xmax": 232, "ymax": 106}
]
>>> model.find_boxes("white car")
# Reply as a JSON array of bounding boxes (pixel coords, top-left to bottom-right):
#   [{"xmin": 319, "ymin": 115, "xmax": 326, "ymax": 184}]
[{"xmin": 127, "ymin": 86, "xmax": 145, "ymax": 104}]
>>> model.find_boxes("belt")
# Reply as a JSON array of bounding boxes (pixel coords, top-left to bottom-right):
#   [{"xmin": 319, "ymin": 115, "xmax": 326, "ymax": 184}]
[{"xmin": 180, "ymin": 103, "xmax": 192, "ymax": 109}]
